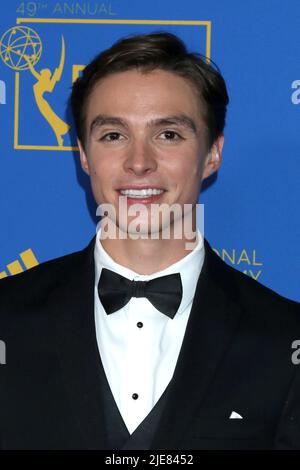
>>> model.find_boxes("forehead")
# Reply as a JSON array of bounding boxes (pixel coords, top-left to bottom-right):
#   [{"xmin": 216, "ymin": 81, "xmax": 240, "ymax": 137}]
[{"xmin": 85, "ymin": 69, "xmax": 201, "ymax": 124}]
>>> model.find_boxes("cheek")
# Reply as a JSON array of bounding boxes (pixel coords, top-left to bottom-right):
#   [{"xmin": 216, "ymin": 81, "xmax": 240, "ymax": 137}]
[
  {"xmin": 171, "ymin": 153, "xmax": 203, "ymax": 182},
  {"xmin": 189, "ymin": 149, "xmax": 206, "ymax": 179},
  {"xmin": 88, "ymin": 158, "xmax": 110, "ymax": 179},
  {"xmin": 89, "ymin": 161, "xmax": 118, "ymax": 198}
]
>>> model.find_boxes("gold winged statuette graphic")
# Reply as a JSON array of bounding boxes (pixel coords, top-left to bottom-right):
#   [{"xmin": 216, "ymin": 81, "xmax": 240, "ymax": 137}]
[{"xmin": 24, "ymin": 36, "xmax": 70, "ymax": 147}]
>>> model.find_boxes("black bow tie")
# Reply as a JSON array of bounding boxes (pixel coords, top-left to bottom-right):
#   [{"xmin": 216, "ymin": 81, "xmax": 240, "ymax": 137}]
[{"xmin": 98, "ymin": 268, "xmax": 183, "ymax": 319}]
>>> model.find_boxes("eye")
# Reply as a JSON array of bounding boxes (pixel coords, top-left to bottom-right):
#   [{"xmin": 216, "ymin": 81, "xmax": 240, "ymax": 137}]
[
  {"xmin": 158, "ymin": 130, "xmax": 183, "ymax": 141},
  {"xmin": 100, "ymin": 132, "xmax": 124, "ymax": 142}
]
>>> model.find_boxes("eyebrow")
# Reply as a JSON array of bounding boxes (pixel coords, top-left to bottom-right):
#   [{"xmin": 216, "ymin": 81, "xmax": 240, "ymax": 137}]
[{"xmin": 89, "ymin": 114, "xmax": 198, "ymax": 135}]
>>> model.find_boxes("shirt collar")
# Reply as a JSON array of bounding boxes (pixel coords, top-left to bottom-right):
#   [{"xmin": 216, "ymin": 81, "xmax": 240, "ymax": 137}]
[{"xmin": 94, "ymin": 228, "xmax": 205, "ymax": 315}]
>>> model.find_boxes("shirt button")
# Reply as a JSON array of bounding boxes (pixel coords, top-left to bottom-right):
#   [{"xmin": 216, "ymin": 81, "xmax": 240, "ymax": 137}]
[
  {"xmin": 132, "ymin": 393, "xmax": 139, "ymax": 400},
  {"xmin": 137, "ymin": 322, "xmax": 143, "ymax": 328}
]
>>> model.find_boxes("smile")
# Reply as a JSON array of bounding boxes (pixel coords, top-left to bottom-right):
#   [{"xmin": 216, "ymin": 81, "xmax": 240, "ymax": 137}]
[{"xmin": 119, "ymin": 188, "xmax": 165, "ymax": 198}]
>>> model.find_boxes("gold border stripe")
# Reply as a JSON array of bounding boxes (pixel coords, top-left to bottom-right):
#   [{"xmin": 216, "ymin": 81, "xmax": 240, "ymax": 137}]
[
  {"xmin": 15, "ymin": 145, "xmax": 79, "ymax": 151},
  {"xmin": 14, "ymin": 18, "xmax": 211, "ymax": 150},
  {"xmin": 17, "ymin": 18, "xmax": 210, "ymax": 26},
  {"xmin": 14, "ymin": 73, "xmax": 19, "ymax": 149}
]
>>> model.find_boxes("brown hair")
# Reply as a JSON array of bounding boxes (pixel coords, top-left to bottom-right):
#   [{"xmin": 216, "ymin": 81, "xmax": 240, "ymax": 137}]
[{"xmin": 70, "ymin": 31, "xmax": 229, "ymax": 150}]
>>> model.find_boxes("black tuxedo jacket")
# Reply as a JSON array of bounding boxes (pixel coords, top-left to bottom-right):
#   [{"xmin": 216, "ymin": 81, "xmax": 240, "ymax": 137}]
[{"xmin": 0, "ymin": 237, "xmax": 300, "ymax": 450}]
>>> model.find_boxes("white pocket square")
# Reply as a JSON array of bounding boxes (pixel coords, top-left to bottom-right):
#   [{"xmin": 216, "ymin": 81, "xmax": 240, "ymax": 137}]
[{"xmin": 229, "ymin": 411, "xmax": 243, "ymax": 419}]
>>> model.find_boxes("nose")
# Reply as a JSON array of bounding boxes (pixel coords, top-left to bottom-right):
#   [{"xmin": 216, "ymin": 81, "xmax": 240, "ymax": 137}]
[{"xmin": 123, "ymin": 138, "xmax": 157, "ymax": 176}]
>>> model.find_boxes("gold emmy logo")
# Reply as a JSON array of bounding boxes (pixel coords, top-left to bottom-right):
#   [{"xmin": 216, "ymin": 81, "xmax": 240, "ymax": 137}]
[{"xmin": 0, "ymin": 26, "xmax": 70, "ymax": 147}]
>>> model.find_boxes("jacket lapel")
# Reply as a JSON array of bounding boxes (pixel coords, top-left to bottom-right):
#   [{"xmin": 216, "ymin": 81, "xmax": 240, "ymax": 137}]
[
  {"xmin": 50, "ymin": 236, "xmax": 111, "ymax": 449},
  {"xmin": 151, "ymin": 239, "xmax": 244, "ymax": 449}
]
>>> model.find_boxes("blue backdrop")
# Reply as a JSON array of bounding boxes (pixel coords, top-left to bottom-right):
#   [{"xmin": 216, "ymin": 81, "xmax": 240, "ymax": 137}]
[{"xmin": 0, "ymin": 0, "xmax": 299, "ymax": 301}]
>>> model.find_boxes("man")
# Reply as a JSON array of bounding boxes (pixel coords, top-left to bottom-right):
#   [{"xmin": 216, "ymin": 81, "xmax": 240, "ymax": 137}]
[{"xmin": 0, "ymin": 32, "xmax": 299, "ymax": 450}]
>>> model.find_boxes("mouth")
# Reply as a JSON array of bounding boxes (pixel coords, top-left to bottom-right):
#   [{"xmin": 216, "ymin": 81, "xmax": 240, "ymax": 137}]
[{"xmin": 117, "ymin": 188, "xmax": 166, "ymax": 205}]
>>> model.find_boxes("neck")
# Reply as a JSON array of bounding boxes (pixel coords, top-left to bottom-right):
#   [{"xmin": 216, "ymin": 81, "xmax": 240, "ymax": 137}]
[{"xmin": 99, "ymin": 222, "xmax": 198, "ymax": 275}]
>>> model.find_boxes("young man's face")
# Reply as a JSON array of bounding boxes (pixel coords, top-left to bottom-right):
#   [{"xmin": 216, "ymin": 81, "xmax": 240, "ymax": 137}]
[{"xmin": 79, "ymin": 68, "xmax": 223, "ymax": 236}]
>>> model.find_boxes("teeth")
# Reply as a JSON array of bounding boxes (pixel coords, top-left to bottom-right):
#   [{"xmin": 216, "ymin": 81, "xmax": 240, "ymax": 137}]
[{"xmin": 120, "ymin": 188, "xmax": 164, "ymax": 198}]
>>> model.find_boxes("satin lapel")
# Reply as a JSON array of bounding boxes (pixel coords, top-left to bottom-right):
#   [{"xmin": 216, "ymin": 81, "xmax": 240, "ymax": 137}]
[
  {"xmin": 151, "ymin": 239, "xmax": 244, "ymax": 449},
  {"xmin": 50, "ymin": 236, "xmax": 109, "ymax": 449}
]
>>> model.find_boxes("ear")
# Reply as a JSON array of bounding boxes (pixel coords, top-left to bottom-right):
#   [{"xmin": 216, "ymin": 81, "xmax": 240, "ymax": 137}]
[
  {"xmin": 202, "ymin": 134, "xmax": 224, "ymax": 181},
  {"xmin": 77, "ymin": 139, "xmax": 90, "ymax": 175}
]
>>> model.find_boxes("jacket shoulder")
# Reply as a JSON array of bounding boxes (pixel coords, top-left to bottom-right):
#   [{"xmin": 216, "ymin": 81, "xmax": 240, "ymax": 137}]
[
  {"xmin": 0, "ymin": 239, "xmax": 94, "ymax": 310},
  {"xmin": 209, "ymin": 244, "xmax": 300, "ymax": 318},
  {"xmin": 204, "ymin": 238, "xmax": 299, "ymax": 319}
]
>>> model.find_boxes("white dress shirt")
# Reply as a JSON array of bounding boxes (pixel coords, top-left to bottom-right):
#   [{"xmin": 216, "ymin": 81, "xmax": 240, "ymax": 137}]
[{"xmin": 94, "ymin": 229, "xmax": 205, "ymax": 434}]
